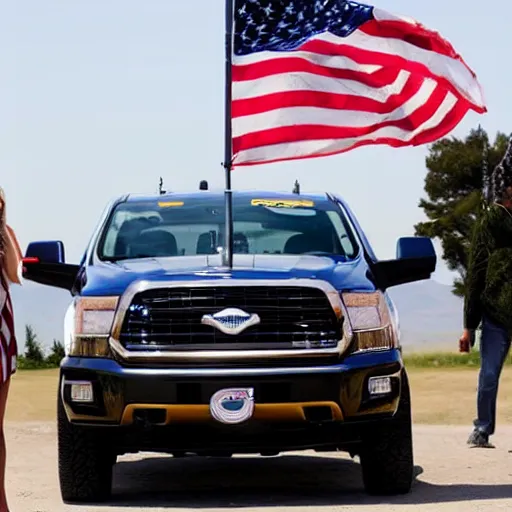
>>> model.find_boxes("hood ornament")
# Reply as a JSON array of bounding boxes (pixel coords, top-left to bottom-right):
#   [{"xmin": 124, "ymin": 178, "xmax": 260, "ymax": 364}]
[{"xmin": 201, "ymin": 308, "xmax": 260, "ymax": 335}]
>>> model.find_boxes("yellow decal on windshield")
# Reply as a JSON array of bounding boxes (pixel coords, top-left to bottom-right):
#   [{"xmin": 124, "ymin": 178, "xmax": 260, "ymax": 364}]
[
  {"xmin": 158, "ymin": 201, "xmax": 184, "ymax": 207},
  {"xmin": 251, "ymin": 199, "xmax": 314, "ymax": 208}
]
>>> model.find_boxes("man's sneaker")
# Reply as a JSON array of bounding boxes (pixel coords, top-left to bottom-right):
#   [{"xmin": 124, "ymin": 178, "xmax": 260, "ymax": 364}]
[{"xmin": 467, "ymin": 429, "xmax": 495, "ymax": 448}]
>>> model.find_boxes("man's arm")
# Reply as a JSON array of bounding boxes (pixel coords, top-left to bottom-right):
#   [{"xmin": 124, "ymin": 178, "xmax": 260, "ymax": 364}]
[{"xmin": 464, "ymin": 215, "xmax": 490, "ymax": 330}]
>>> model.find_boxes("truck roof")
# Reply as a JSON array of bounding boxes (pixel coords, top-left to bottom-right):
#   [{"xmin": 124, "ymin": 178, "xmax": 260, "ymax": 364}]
[{"xmin": 124, "ymin": 190, "xmax": 334, "ymax": 204}]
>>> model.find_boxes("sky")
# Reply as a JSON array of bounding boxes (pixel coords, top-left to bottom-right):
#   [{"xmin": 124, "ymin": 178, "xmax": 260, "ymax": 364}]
[{"xmin": 1, "ymin": 0, "xmax": 509, "ymax": 287}]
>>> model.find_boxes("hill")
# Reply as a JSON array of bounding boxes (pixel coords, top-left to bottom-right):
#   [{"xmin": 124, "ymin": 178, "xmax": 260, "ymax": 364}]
[{"xmin": 9, "ymin": 279, "xmax": 462, "ymax": 354}]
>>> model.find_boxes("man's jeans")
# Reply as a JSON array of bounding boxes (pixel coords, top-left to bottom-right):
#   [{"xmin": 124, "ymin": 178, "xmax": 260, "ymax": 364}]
[{"xmin": 474, "ymin": 316, "xmax": 511, "ymax": 436}]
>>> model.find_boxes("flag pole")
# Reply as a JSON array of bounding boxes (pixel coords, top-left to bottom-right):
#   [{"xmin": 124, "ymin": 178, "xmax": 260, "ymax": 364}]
[{"xmin": 223, "ymin": 0, "xmax": 234, "ymax": 268}]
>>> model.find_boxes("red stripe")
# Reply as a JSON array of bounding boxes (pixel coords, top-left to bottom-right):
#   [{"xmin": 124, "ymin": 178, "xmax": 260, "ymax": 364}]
[
  {"xmin": 5, "ymin": 295, "xmax": 17, "ymax": 360},
  {"xmin": 232, "ymin": 74, "xmax": 423, "ymax": 118},
  {"xmin": 359, "ymin": 19, "xmax": 461, "ymax": 62},
  {"xmin": 233, "ymin": 39, "xmax": 486, "ymax": 114},
  {"xmin": 232, "ymin": 98, "xmax": 470, "ymax": 167},
  {"xmin": 2, "ymin": 299, "xmax": 14, "ymax": 335},
  {"xmin": 0, "ymin": 330, "xmax": 9, "ymax": 382},
  {"xmin": 233, "ymin": 57, "xmax": 400, "ymax": 85},
  {"xmin": 233, "ymin": 84, "xmax": 449, "ymax": 154}
]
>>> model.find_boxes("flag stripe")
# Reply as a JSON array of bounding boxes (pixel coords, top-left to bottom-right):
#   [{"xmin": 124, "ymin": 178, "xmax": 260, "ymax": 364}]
[
  {"xmin": 234, "ymin": 34, "xmax": 484, "ymax": 110},
  {"xmin": 232, "ymin": 75, "xmax": 423, "ymax": 118},
  {"xmin": 233, "ymin": 79, "xmax": 438, "ymax": 138},
  {"xmin": 233, "ymin": 84, "xmax": 450, "ymax": 153},
  {"xmin": 233, "ymin": 50, "xmax": 383, "ymax": 75},
  {"xmin": 233, "ymin": 68, "xmax": 411, "ymax": 104},
  {"xmin": 234, "ymin": 95, "xmax": 470, "ymax": 166},
  {"xmin": 0, "ymin": 271, "xmax": 17, "ymax": 383},
  {"xmin": 233, "ymin": 56, "xmax": 399, "ymax": 85},
  {"xmin": 360, "ymin": 17, "xmax": 461, "ymax": 62}
]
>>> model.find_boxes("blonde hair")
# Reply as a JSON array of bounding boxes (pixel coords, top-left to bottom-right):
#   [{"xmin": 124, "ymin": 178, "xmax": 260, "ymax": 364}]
[{"xmin": 0, "ymin": 187, "xmax": 5, "ymax": 265}]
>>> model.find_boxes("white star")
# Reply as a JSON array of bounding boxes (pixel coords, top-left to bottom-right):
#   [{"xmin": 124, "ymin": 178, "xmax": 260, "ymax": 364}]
[{"xmin": 256, "ymin": 24, "xmax": 268, "ymax": 36}]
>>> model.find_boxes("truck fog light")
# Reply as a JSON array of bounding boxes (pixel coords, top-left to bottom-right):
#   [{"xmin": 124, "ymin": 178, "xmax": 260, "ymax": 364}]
[
  {"xmin": 70, "ymin": 381, "xmax": 94, "ymax": 403},
  {"xmin": 368, "ymin": 376, "xmax": 392, "ymax": 396}
]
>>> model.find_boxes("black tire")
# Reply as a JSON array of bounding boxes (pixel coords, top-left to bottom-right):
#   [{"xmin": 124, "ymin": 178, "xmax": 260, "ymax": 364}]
[
  {"xmin": 57, "ymin": 394, "xmax": 115, "ymax": 503},
  {"xmin": 359, "ymin": 370, "xmax": 414, "ymax": 496}
]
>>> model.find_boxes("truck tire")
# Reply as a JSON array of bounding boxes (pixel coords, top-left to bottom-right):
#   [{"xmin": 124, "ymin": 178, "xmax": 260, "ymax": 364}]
[
  {"xmin": 359, "ymin": 370, "xmax": 414, "ymax": 495},
  {"xmin": 57, "ymin": 395, "xmax": 114, "ymax": 503}
]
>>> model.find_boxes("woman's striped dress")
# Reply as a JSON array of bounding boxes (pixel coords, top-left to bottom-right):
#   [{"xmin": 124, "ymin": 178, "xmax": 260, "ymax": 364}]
[{"xmin": 0, "ymin": 270, "xmax": 17, "ymax": 383}]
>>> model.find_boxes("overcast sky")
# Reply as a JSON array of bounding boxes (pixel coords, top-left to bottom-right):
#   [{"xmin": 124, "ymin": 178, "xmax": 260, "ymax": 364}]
[{"xmin": 1, "ymin": 0, "xmax": 509, "ymax": 286}]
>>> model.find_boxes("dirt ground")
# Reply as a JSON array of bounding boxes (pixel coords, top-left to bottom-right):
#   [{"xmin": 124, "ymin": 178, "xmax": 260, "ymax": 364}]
[{"xmin": 5, "ymin": 368, "xmax": 512, "ymax": 511}]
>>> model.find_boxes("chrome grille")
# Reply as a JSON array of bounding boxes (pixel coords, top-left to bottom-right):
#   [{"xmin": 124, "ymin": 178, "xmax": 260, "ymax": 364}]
[{"xmin": 118, "ymin": 286, "xmax": 341, "ymax": 351}]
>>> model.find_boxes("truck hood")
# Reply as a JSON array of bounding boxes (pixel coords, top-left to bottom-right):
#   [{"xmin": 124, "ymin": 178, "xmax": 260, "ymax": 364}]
[{"xmin": 81, "ymin": 254, "xmax": 375, "ymax": 296}]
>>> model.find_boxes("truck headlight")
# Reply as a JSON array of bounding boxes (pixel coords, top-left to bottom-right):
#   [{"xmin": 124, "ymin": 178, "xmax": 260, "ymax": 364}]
[
  {"xmin": 342, "ymin": 291, "xmax": 396, "ymax": 352},
  {"xmin": 64, "ymin": 297, "xmax": 119, "ymax": 357}
]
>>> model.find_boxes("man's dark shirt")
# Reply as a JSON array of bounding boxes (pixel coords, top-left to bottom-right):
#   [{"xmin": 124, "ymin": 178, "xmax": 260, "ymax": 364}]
[{"xmin": 464, "ymin": 203, "xmax": 512, "ymax": 331}]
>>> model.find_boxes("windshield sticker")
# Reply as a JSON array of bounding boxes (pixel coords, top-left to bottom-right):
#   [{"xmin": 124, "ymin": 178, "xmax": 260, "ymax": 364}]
[
  {"xmin": 251, "ymin": 199, "xmax": 314, "ymax": 208},
  {"xmin": 158, "ymin": 201, "xmax": 184, "ymax": 208}
]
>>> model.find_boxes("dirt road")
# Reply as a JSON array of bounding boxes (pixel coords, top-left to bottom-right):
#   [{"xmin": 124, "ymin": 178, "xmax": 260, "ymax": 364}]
[{"xmin": 6, "ymin": 422, "xmax": 512, "ymax": 512}]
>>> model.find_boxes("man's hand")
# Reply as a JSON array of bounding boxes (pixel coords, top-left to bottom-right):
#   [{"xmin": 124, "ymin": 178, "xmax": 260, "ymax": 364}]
[{"xmin": 459, "ymin": 328, "xmax": 473, "ymax": 353}]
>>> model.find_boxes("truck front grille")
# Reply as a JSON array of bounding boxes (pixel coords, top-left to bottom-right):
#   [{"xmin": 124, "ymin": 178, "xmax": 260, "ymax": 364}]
[{"xmin": 118, "ymin": 286, "xmax": 341, "ymax": 351}]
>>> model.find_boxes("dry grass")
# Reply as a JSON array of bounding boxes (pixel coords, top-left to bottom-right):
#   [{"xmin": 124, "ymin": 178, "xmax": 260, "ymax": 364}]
[
  {"xmin": 5, "ymin": 366, "xmax": 512, "ymax": 425},
  {"xmin": 409, "ymin": 366, "xmax": 512, "ymax": 425},
  {"xmin": 6, "ymin": 369, "xmax": 59, "ymax": 422}
]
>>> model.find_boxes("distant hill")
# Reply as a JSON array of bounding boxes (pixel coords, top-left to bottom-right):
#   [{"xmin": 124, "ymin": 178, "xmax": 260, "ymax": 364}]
[
  {"xmin": 387, "ymin": 280, "xmax": 462, "ymax": 352},
  {"xmin": 9, "ymin": 278, "xmax": 462, "ymax": 354}
]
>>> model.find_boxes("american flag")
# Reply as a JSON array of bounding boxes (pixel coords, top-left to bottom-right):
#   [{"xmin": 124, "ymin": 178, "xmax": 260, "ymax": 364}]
[
  {"xmin": 231, "ymin": 0, "xmax": 486, "ymax": 166},
  {"xmin": 0, "ymin": 271, "xmax": 17, "ymax": 383}
]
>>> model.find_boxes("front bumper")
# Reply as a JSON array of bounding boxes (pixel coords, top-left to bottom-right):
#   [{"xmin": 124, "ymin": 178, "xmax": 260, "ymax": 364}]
[{"xmin": 60, "ymin": 349, "xmax": 403, "ymax": 431}]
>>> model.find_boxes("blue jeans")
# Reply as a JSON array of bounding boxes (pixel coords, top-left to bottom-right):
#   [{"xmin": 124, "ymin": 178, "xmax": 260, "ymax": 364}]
[{"xmin": 474, "ymin": 316, "xmax": 511, "ymax": 436}]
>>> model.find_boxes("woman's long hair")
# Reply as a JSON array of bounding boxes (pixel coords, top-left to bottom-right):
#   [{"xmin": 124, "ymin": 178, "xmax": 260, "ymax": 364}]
[{"xmin": 0, "ymin": 187, "xmax": 5, "ymax": 266}]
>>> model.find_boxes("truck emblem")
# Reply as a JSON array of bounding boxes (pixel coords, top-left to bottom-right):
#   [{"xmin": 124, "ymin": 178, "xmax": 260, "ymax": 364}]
[
  {"xmin": 201, "ymin": 308, "xmax": 260, "ymax": 335},
  {"xmin": 209, "ymin": 388, "xmax": 255, "ymax": 425}
]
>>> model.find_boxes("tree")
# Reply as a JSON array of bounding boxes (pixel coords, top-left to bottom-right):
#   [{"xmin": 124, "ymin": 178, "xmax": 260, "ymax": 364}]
[
  {"xmin": 46, "ymin": 339, "xmax": 65, "ymax": 366},
  {"xmin": 415, "ymin": 127, "xmax": 510, "ymax": 297},
  {"xmin": 24, "ymin": 324, "xmax": 45, "ymax": 363}
]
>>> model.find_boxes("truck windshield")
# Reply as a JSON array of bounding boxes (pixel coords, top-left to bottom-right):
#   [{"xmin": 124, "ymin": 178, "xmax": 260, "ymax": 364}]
[{"xmin": 98, "ymin": 196, "xmax": 358, "ymax": 261}]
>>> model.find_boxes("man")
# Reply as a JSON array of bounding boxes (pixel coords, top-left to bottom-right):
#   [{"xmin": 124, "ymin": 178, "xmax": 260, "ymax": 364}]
[{"xmin": 460, "ymin": 135, "xmax": 512, "ymax": 449}]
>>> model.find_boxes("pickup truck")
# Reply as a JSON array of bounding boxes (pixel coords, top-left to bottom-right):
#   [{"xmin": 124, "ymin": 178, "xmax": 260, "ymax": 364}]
[{"xmin": 22, "ymin": 189, "xmax": 436, "ymax": 503}]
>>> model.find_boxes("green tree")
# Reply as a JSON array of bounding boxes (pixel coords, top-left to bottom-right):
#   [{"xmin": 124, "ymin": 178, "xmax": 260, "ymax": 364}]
[
  {"xmin": 24, "ymin": 324, "xmax": 45, "ymax": 363},
  {"xmin": 46, "ymin": 339, "xmax": 65, "ymax": 366},
  {"xmin": 415, "ymin": 127, "xmax": 510, "ymax": 297}
]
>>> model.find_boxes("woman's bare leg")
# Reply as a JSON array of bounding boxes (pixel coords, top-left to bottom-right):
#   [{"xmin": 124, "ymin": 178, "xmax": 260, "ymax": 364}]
[{"xmin": 0, "ymin": 379, "xmax": 10, "ymax": 512}]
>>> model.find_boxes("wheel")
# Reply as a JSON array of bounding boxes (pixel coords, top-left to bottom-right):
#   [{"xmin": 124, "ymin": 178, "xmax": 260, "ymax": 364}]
[
  {"xmin": 359, "ymin": 370, "xmax": 414, "ymax": 495},
  {"xmin": 57, "ymin": 394, "xmax": 115, "ymax": 503}
]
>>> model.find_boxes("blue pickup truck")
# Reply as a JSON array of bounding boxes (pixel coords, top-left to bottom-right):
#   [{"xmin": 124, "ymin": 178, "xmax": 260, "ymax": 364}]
[{"xmin": 22, "ymin": 188, "xmax": 436, "ymax": 503}]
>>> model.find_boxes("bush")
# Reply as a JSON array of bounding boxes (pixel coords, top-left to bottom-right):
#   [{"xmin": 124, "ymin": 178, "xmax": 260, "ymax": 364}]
[
  {"xmin": 17, "ymin": 356, "xmax": 55, "ymax": 370},
  {"xmin": 17, "ymin": 325, "xmax": 65, "ymax": 370},
  {"xmin": 46, "ymin": 339, "xmax": 65, "ymax": 367},
  {"xmin": 24, "ymin": 325, "xmax": 45, "ymax": 363}
]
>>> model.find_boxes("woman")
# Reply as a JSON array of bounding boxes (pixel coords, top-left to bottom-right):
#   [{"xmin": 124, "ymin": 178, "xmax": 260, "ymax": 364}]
[
  {"xmin": 460, "ymin": 135, "xmax": 512, "ymax": 449},
  {"xmin": 0, "ymin": 187, "xmax": 22, "ymax": 511}
]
